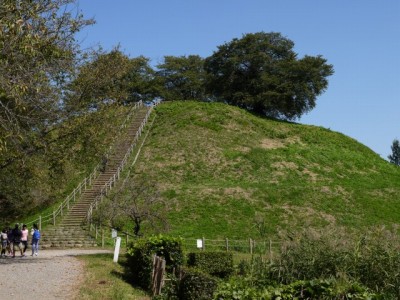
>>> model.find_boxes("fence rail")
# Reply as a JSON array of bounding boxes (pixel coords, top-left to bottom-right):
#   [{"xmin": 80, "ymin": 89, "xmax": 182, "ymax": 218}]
[
  {"xmin": 93, "ymin": 227, "xmax": 282, "ymax": 257},
  {"xmin": 22, "ymin": 101, "xmax": 143, "ymax": 230},
  {"xmin": 86, "ymin": 103, "xmax": 156, "ymax": 227},
  {"xmin": 181, "ymin": 237, "xmax": 282, "ymax": 255}
]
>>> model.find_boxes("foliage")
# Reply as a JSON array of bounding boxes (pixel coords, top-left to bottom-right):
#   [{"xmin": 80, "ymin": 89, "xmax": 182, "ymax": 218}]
[
  {"xmin": 204, "ymin": 32, "xmax": 334, "ymax": 120},
  {"xmin": 126, "ymin": 235, "xmax": 183, "ymax": 290},
  {"xmin": 156, "ymin": 55, "xmax": 206, "ymax": 101},
  {"xmin": 214, "ymin": 277, "xmax": 379, "ymax": 300},
  {"xmin": 65, "ymin": 47, "xmax": 133, "ymax": 113},
  {"xmin": 273, "ymin": 226, "xmax": 400, "ymax": 298},
  {"xmin": 187, "ymin": 251, "xmax": 234, "ymax": 278},
  {"xmin": 126, "ymin": 56, "xmax": 158, "ymax": 103},
  {"xmin": 0, "ymin": 103, "xmax": 130, "ymax": 221},
  {"xmin": 178, "ymin": 268, "xmax": 219, "ymax": 300},
  {"xmin": 388, "ymin": 139, "xmax": 400, "ymax": 165},
  {"xmin": 93, "ymin": 177, "xmax": 169, "ymax": 236},
  {"xmin": 0, "ymin": 0, "xmax": 94, "ymax": 219},
  {"xmin": 0, "ymin": 0, "xmax": 93, "ymax": 166}
]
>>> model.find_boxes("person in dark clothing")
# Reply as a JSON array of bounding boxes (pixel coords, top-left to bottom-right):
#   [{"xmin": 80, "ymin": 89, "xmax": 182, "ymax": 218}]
[
  {"xmin": 7, "ymin": 227, "xmax": 13, "ymax": 256},
  {"xmin": 11, "ymin": 224, "xmax": 23, "ymax": 258}
]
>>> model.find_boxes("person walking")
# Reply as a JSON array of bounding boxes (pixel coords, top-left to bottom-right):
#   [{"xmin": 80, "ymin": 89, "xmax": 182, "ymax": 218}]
[
  {"xmin": 21, "ymin": 224, "xmax": 29, "ymax": 256},
  {"xmin": 1, "ymin": 229, "xmax": 7, "ymax": 257},
  {"xmin": 7, "ymin": 226, "xmax": 13, "ymax": 257},
  {"xmin": 12, "ymin": 224, "xmax": 23, "ymax": 258},
  {"xmin": 31, "ymin": 224, "xmax": 40, "ymax": 256}
]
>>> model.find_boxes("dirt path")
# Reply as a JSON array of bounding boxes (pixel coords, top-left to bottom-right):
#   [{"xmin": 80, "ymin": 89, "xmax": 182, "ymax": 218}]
[{"xmin": 0, "ymin": 249, "xmax": 112, "ymax": 300}]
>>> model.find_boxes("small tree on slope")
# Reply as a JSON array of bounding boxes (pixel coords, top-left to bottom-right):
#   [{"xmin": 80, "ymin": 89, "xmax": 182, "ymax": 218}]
[{"xmin": 388, "ymin": 139, "xmax": 400, "ymax": 166}]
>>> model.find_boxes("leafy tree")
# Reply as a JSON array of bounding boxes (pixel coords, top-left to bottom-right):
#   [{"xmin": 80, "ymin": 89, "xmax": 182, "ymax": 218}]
[
  {"xmin": 204, "ymin": 32, "xmax": 334, "ymax": 120},
  {"xmin": 388, "ymin": 139, "xmax": 400, "ymax": 166},
  {"xmin": 0, "ymin": 0, "xmax": 93, "ymax": 219},
  {"xmin": 0, "ymin": 0, "xmax": 93, "ymax": 168},
  {"xmin": 65, "ymin": 48, "xmax": 133, "ymax": 113},
  {"xmin": 126, "ymin": 56, "xmax": 158, "ymax": 103},
  {"xmin": 156, "ymin": 55, "xmax": 206, "ymax": 101},
  {"xmin": 94, "ymin": 178, "xmax": 168, "ymax": 237}
]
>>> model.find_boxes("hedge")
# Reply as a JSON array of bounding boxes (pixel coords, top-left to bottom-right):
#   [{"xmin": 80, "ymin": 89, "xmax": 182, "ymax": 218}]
[
  {"xmin": 187, "ymin": 251, "xmax": 233, "ymax": 278},
  {"xmin": 179, "ymin": 268, "xmax": 219, "ymax": 300},
  {"xmin": 126, "ymin": 235, "xmax": 183, "ymax": 290}
]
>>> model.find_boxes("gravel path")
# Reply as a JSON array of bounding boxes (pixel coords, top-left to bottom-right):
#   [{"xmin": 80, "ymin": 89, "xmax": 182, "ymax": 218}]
[{"xmin": 0, "ymin": 249, "xmax": 112, "ymax": 300}]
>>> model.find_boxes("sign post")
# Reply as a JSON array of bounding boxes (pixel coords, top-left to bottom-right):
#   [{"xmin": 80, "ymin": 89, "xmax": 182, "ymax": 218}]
[{"xmin": 113, "ymin": 237, "xmax": 121, "ymax": 263}]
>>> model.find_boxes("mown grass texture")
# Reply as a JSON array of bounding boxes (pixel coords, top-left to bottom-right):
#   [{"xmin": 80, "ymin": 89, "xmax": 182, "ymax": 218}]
[{"xmin": 130, "ymin": 101, "xmax": 400, "ymax": 239}]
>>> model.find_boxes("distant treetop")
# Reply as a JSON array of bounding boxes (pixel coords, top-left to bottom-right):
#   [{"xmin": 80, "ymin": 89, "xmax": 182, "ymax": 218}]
[{"xmin": 204, "ymin": 32, "xmax": 334, "ymax": 120}]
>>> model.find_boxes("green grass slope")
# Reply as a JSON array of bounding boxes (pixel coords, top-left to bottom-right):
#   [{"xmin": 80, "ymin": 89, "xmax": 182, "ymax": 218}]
[{"xmin": 133, "ymin": 101, "xmax": 400, "ymax": 239}]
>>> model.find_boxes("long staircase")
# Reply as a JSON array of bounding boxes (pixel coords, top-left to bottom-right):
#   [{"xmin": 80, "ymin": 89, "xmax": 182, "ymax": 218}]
[{"xmin": 41, "ymin": 106, "xmax": 151, "ymax": 249}]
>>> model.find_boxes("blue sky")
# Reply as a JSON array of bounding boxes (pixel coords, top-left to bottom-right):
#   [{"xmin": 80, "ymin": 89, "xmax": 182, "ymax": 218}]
[{"xmin": 76, "ymin": 0, "xmax": 400, "ymax": 158}]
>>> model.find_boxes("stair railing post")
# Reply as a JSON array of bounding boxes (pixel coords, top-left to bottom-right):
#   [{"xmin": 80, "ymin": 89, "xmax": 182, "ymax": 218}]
[
  {"xmin": 53, "ymin": 211, "xmax": 56, "ymax": 225},
  {"xmin": 39, "ymin": 216, "xmax": 42, "ymax": 231}
]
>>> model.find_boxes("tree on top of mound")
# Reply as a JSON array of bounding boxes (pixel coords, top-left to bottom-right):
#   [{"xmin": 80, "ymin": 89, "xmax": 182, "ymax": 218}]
[{"xmin": 204, "ymin": 32, "xmax": 334, "ymax": 120}]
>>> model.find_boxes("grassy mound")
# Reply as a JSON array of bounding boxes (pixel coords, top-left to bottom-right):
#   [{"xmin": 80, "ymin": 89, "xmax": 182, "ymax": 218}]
[{"xmin": 132, "ymin": 101, "xmax": 400, "ymax": 238}]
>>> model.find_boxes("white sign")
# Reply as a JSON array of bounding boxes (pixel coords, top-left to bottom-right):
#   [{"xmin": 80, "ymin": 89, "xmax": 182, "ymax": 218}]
[
  {"xmin": 196, "ymin": 239, "xmax": 203, "ymax": 249},
  {"xmin": 111, "ymin": 229, "xmax": 117, "ymax": 239},
  {"xmin": 113, "ymin": 237, "xmax": 121, "ymax": 263}
]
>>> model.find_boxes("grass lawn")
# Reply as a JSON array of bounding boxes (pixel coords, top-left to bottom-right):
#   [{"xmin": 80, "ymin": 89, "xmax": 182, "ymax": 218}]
[{"xmin": 77, "ymin": 253, "xmax": 150, "ymax": 300}]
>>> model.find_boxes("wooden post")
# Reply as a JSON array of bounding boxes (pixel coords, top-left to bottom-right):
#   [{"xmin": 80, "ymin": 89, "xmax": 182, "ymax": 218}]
[
  {"xmin": 101, "ymin": 229, "xmax": 105, "ymax": 248},
  {"xmin": 269, "ymin": 239, "xmax": 273, "ymax": 263},
  {"xmin": 95, "ymin": 225, "xmax": 98, "ymax": 239},
  {"xmin": 61, "ymin": 205, "xmax": 63, "ymax": 216},
  {"xmin": 225, "ymin": 238, "xmax": 229, "ymax": 251},
  {"xmin": 202, "ymin": 237, "xmax": 205, "ymax": 251},
  {"xmin": 249, "ymin": 238, "xmax": 253, "ymax": 254},
  {"xmin": 39, "ymin": 216, "xmax": 42, "ymax": 231}
]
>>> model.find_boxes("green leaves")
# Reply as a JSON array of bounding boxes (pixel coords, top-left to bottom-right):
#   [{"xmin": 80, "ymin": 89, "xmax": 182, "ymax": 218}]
[
  {"xmin": 388, "ymin": 139, "xmax": 400, "ymax": 165},
  {"xmin": 204, "ymin": 32, "xmax": 334, "ymax": 120},
  {"xmin": 156, "ymin": 55, "xmax": 206, "ymax": 101}
]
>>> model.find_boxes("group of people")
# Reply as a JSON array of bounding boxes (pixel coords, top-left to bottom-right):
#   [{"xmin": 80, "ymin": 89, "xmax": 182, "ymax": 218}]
[{"xmin": 1, "ymin": 223, "xmax": 41, "ymax": 258}]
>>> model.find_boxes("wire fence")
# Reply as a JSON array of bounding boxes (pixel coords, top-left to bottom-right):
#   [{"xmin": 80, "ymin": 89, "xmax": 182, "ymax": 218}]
[
  {"xmin": 181, "ymin": 237, "xmax": 282, "ymax": 256},
  {"xmin": 93, "ymin": 226, "xmax": 282, "ymax": 257}
]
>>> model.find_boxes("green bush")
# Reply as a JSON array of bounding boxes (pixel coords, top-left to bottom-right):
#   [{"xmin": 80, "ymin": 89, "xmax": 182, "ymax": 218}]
[
  {"xmin": 273, "ymin": 226, "xmax": 400, "ymax": 298},
  {"xmin": 214, "ymin": 277, "xmax": 380, "ymax": 300},
  {"xmin": 126, "ymin": 235, "xmax": 183, "ymax": 290},
  {"xmin": 179, "ymin": 268, "xmax": 219, "ymax": 300},
  {"xmin": 187, "ymin": 251, "xmax": 234, "ymax": 278}
]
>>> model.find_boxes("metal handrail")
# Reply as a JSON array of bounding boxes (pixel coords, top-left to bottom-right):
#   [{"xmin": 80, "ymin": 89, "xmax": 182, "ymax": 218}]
[
  {"xmin": 86, "ymin": 103, "xmax": 156, "ymax": 226},
  {"xmin": 22, "ymin": 101, "xmax": 143, "ymax": 230}
]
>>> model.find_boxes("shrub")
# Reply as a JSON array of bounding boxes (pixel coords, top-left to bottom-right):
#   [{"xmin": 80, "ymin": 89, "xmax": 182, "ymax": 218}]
[
  {"xmin": 273, "ymin": 226, "xmax": 400, "ymax": 298},
  {"xmin": 126, "ymin": 235, "xmax": 183, "ymax": 290},
  {"xmin": 187, "ymin": 251, "xmax": 234, "ymax": 278},
  {"xmin": 214, "ymin": 277, "xmax": 380, "ymax": 300},
  {"xmin": 179, "ymin": 268, "xmax": 218, "ymax": 300}
]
